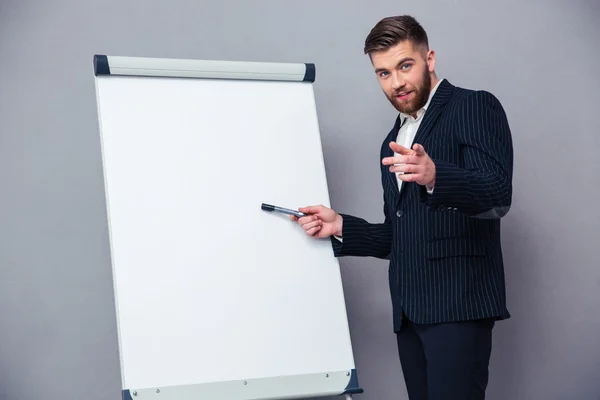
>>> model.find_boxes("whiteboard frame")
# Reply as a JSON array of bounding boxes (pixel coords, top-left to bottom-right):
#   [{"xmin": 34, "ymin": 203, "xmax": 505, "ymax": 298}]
[
  {"xmin": 93, "ymin": 54, "xmax": 315, "ymax": 82},
  {"xmin": 92, "ymin": 54, "xmax": 362, "ymax": 400}
]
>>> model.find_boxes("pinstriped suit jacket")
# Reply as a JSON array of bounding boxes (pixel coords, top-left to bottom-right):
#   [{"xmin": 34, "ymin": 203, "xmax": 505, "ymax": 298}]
[{"xmin": 331, "ymin": 79, "xmax": 513, "ymax": 332}]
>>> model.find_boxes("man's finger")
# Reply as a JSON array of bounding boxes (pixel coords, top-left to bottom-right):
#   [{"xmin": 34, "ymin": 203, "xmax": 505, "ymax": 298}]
[
  {"xmin": 397, "ymin": 172, "xmax": 419, "ymax": 182},
  {"xmin": 390, "ymin": 141, "xmax": 416, "ymax": 155},
  {"xmin": 396, "ymin": 155, "xmax": 419, "ymax": 164},
  {"xmin": 382, "ymin": 154, "xmax": 420, "ymax": 166},
  {"xmin": 298, "ymin": 215, "xmax": 318, "ymax": 225},
  {"xmin": 298, "ymin": 205, "xmax": 321, "ymax": 215},
  {"xmin": 412, "ymin": 143, "xmax": 426, "ymax": 156},
  {"xmin": 390, "ymin": 163, "xmax": 419, "ymax": 174},
  {"xmin": 302, "ymin": 219, "xmax": 322, "ymax": 231},
  {"xmin": 306, "ymin": 226, "xmax": 322, "ymax": 236},
  {"xmin": 381, "ymin": 157, "xmax": 393, "ymax": 166}
]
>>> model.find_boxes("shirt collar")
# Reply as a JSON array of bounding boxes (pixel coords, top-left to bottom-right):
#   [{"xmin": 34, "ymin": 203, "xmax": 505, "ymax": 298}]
[{"xmin": 400, "ymin": 78, "xmax": 445, "ymax": 123}]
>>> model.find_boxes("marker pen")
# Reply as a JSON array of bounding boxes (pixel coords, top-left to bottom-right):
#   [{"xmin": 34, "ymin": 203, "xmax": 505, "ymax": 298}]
[{"xmin": 261, "ymin": 203, "xmax": 306, "ymax": 218}]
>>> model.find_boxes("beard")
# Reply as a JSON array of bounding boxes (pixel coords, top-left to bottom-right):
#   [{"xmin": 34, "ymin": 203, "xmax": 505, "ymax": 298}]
[{"xmin": 386, "ymin": 67, "xmax": 431, "ymax": 115}]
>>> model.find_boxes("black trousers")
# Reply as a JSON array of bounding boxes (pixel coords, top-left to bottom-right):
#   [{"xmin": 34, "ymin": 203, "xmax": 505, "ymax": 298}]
[{"xmin": 396, "ymin": 315, "xmax": 495, "ymax": 400}]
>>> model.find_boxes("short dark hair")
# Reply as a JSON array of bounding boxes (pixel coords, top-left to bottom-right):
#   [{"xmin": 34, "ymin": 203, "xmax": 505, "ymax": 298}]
[{"xmin": 364, "ymin": 15, "xmax": 429, "ymax": 55}]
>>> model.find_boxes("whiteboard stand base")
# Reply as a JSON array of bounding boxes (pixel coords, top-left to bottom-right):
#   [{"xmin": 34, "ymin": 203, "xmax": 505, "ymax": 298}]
[{"xmin": 120, "ymin": 368, "xmax": 363, "ymax": 399}]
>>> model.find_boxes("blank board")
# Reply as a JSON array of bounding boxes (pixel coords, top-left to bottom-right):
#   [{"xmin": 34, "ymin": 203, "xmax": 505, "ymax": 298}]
[{"xmin": 92, "ymin": 54, "xmax": 362, "ymax": 400}]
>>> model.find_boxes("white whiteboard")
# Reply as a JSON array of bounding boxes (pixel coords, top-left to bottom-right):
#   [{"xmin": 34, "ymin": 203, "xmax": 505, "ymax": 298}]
[{"xmin": 92, "ymin": 55, "xmax": 360, "ymax": 399}]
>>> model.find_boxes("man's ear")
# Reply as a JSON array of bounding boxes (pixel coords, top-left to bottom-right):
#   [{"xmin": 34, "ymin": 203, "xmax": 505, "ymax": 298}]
[{"xmin": 426, "ymin": 50, "xmax": 436, "ymax": 72}]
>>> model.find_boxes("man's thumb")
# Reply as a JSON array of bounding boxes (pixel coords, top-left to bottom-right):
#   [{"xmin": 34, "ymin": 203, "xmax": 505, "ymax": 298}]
[
  {"xmin": 412, "ymin": 143, "xmax": 426, "ymax": 155},
  {"xmin": 299, "ymin": 205, "xmax": 320, "ymax": 215}
]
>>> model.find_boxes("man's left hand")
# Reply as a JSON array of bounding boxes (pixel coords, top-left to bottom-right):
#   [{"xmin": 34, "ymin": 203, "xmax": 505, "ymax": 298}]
[{"xmin": 382, "ymin": 142, "xmax": 436, "ymax": 187}]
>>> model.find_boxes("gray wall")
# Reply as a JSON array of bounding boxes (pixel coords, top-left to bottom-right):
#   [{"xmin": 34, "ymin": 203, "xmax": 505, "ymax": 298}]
[{"xmin": 1, "ymin": 1, "xmax": 599, "ymax": 399}]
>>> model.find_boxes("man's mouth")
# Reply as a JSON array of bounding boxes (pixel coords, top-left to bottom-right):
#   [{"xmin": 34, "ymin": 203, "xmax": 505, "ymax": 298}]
[{"xmin": 395, "ymin": 91, "xmax": 412, "ymax": 100}]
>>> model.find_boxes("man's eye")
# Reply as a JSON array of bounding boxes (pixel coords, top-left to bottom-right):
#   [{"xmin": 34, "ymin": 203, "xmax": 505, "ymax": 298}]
[
  {"xmin": 379, "ymin": 71, "xmax": 389, "ymax": 77},
  {"xmin": 401, "ymin": 64, "xmax": 412, "ymax": 70}
]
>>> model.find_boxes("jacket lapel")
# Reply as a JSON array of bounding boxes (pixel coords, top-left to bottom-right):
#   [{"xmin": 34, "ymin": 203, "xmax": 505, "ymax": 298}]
[
  {"xmin": 397, "ymin": 79, "xmax": 454, "ymax": 198},
  {"xmin": 410, "ymin": 79, "xmax": 454, "ymax": 148},
  {"xmin": 383, "ymin": 116, "xmax": 404, "ymax": 198}
]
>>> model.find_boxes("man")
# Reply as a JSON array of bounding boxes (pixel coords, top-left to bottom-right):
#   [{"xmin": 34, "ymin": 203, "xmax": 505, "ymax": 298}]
[{"xmin": 291, "ymin": 15, "xmax": 513, "ymax": 400}]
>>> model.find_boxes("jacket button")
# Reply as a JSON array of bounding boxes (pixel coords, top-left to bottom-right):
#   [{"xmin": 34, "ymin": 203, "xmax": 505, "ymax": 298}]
[{"xmin": 396, "ymin": 210, "xmax": 404, "ymax": 217}]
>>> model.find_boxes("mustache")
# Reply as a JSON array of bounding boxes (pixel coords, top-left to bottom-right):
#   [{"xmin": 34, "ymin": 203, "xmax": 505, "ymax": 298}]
[{"xmin": 392, "ymin": 88, "xmax": 413, "ymax": 96}]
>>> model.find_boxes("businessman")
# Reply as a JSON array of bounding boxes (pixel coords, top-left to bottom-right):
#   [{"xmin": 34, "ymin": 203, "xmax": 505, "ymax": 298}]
[{"xmin": 291, "ymin": 15, "xmax": 513, "ymax": 400}]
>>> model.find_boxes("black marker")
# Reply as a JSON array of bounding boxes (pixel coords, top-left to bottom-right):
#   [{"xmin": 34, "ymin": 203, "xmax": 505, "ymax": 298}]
[{"xmin": 261, "ymin": 203, "xmax": 306, "ymax": 218}]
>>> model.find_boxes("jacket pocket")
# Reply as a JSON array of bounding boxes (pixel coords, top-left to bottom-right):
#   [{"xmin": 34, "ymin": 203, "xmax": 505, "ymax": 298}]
[{"xmin": 427, "ymin": 237, "xmax": 487, "ymax": 259}]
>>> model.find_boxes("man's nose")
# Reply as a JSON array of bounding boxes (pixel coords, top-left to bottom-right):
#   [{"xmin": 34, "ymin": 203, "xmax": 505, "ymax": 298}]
[{"xmin": 391, "ymin": 73, "xmax": 404, "ymax": 90}]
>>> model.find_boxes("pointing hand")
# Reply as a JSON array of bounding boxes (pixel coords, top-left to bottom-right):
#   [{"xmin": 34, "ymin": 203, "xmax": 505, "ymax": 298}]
[{"xmin": 382, "ymin": 142, "xmax": 436, "ymax": 187}]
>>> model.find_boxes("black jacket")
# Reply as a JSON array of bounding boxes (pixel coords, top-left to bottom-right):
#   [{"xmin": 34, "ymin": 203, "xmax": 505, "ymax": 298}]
[{"xmin": 331, "ymin": 79, "xmax": 514, "ymax": 332}]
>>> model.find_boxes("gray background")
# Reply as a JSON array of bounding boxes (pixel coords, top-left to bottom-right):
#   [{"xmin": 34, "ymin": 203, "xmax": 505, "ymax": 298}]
[{"xmin": 1, "ymin": 0, "xmax": 599, "ymax": 399}]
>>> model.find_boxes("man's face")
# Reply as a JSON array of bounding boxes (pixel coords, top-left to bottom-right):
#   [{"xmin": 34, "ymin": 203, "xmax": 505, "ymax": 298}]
[{"xmin": 370, "ymin": 40, "xmax": 435, "ymax": 116}]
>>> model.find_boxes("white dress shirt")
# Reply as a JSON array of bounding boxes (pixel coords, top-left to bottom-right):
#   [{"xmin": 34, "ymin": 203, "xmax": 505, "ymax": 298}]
[{"xmin": 394, "ymin": 78, "xmax": 444, "ymax": 194}]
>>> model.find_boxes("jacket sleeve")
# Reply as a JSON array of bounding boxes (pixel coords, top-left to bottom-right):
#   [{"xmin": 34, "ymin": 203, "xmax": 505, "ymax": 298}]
[
  {"xmin": 330, "ymin": 153, "xmax": 394, "ymax": 259},
  {"xmin": 330, "ymin": 210, "xmax": 392, "ymax": 259},
  {"xmin": 420, "ymin": 90, "xmax": 514, "ymax": 219}
]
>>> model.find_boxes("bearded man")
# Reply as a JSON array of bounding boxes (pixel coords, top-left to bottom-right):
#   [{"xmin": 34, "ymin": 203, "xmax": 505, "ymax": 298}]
[{"xmin": 292, "ymin": 14, "xmax": 514, "ymax": 400}]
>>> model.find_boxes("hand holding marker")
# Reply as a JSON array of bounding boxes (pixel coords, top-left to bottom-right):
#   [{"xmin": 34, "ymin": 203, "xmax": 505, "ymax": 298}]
[{"xmin": 261, "ymin": 202, "xmax": 343, "ymax": 239}]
